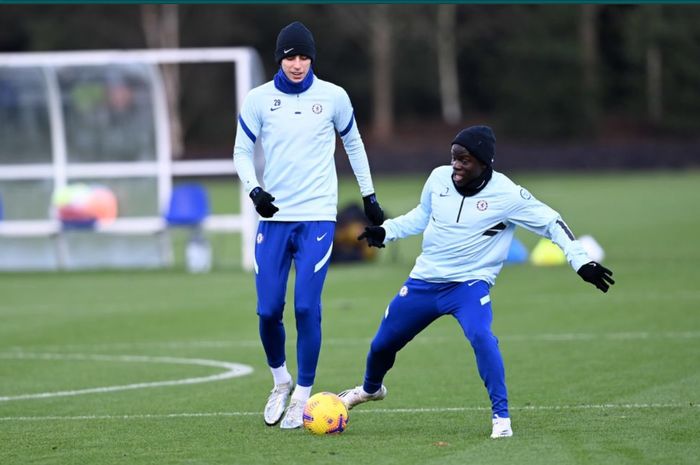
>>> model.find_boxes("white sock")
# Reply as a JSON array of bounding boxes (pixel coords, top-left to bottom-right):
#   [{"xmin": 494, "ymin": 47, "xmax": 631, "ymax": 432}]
[
  {"xmin": 270, "ymin": 363, "xmax": 292, "ymax": 386},
  {"xmin": 291, "ymin": 384, "xmax": 312, "ymax": 402}
]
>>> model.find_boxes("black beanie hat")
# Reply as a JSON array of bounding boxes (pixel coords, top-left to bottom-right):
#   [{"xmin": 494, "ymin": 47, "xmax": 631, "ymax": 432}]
[
  {"xmin": 451, "ymin": 125, "xmax": 496, "ymax": 167},
  {"xmin": 275, "ymin": 21, "xmax": 316, "ymax": 63}
]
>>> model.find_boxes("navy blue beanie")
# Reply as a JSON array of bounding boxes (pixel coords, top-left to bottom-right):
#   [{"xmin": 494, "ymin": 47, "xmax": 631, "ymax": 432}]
[
  {"xmin": 275, "ymin": 21, "xmax": 316, "ymax": 63},
  {"xmin": 451, "ymin": 125, "xmax": 496, "ymax": 167}
]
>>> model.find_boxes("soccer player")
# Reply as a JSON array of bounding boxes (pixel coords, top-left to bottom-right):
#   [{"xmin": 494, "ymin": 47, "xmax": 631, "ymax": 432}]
[
  {"xmin": 338, "ymin": 125, "xmax": 615, "ymax": 438},
  {"xmin": 233, "ymin": 21, "xmax": 384, "ymax": 429}
]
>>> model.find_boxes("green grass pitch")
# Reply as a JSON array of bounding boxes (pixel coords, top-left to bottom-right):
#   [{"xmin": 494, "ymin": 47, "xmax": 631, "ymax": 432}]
[{"xmin": 1, "ymin": 171, "xmax": 699, "ymax": 465}]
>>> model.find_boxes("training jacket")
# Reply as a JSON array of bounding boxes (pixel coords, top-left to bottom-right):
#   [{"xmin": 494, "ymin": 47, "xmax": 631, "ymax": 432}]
[
  {"xmin": 233, "ymin": 74, "xmax": 374, "ymax": 222},
  {"xmin": 382, "ymin": 166, "xmax": 591, "ymax": 284}
]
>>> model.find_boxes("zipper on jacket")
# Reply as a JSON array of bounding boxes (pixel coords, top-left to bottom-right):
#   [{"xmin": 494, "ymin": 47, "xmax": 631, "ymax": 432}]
[
  {"xmin": 295, "ymin": 94, "xmax": 301, "ymax": 115},
  {"xmin": 456, "ymin": 196, "xmax": 466, "ymax": 222}
]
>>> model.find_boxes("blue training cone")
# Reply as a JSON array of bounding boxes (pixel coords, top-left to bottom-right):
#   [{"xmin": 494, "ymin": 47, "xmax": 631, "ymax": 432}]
[{"xmin": 505, "ymin": 237, "xmax": 529, "ymax": 264}]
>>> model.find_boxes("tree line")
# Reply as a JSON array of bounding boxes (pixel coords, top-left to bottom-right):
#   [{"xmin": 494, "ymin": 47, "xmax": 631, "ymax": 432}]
[{"xmin": 1, "ymin": 4, "xmax": 699, "ymax": 151}]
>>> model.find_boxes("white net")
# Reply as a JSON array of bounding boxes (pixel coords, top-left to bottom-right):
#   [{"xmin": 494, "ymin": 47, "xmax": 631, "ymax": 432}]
[{"xmin": 0, "ymin": 48, "xmax": 264, "ymax": 271}]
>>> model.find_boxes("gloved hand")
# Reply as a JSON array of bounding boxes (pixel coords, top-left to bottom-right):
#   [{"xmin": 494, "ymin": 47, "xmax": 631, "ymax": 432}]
[
  {"xmin": 577, "ymin": 261, "xmax": 615, "ymax": 293},
  {"xmin": 362, "ymin": 194, "xmax": 385, "ymax": 226},
  {"xmin": 358, "ymin": 226, "xmax": 386, "ymax": 248},
  {"xmin": 249, "ymin": 187, "xmax": 279, "ymax": 218}
]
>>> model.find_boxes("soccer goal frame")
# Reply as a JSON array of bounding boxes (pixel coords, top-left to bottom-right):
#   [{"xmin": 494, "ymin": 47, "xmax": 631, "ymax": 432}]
[{"xmin": 0, "ymin": 48, "xmax": 265, "ymax": 271}]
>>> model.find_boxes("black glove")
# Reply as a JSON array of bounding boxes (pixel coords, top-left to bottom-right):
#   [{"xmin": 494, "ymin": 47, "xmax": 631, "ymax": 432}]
[
  {"xmin": 357, "ymin": 226, "xmax": 386, "ymax": 248},
  {"xmin": 577, "ymin": 261, "xmax": 615, "ymax": 293},
  {"xmin": 362, "ymin": 194, "xmax": 385, "ymax": 226},
  {"xmin": 249, "ymin": 187, "xmax": 279, "ymax": 218}
]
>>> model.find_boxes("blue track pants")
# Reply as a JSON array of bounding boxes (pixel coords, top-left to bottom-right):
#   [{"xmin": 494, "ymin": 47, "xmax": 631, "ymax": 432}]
[
  {"xmin": 254, "ymin": 221, "xmax": 335, "ymax": 387},
  {"xmin": 363, "ymin": 278, "xmax": 509, "ymax": 418}
]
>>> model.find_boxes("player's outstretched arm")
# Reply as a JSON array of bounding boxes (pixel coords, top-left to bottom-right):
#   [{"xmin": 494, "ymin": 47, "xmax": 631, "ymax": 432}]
[
  {"xmin": 577, "ymin": 262, "xmax": 615, "ymax": 293},
  {"xmin": 249, "ymin": 187, "xmax": 279, "ymax": 218}
]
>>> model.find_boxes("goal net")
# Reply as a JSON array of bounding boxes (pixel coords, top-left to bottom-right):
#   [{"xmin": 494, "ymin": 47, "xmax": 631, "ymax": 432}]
[{"xmin": 0, "ymin": 48, "xmax": 264, "ymax": 271}]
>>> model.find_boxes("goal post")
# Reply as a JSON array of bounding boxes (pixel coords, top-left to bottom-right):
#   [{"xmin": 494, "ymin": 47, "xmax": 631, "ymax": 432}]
[{"xmin": 0, "ymin": 48, "xmax": 265, "ymax": 271}]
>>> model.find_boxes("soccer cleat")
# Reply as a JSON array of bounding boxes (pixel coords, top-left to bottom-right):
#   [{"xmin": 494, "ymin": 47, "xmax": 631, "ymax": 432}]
[
  {"xmin": 338, "ymin": 385, "xmax": 387, "ymax": 410},
  {"xmin": 263, "ymin": 380, "xmax": 294, "ymax": 426},
  {"xmin": 490, "ymin": 415, "xmax": 513, "ymax": 439},
  {"xmin": 280, "ymin": 399, "xmax": 305, "ymax": 429}
]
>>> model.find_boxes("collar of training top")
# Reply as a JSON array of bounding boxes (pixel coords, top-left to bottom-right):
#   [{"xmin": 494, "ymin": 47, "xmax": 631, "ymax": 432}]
[{"xmin": 274, "ymin": 67, "xmax": 315, "ymax": 94}]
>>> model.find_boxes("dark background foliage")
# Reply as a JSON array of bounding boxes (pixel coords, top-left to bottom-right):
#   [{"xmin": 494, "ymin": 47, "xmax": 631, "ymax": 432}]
[{"xmin": 2, "ymin": 4, "xmax": 699, "ymax": 171}]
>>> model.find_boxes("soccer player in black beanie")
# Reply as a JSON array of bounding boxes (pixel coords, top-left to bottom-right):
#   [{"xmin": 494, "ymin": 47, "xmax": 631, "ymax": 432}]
[
  {"xmin": 340, "ymin": 124, "xmax": 615, "ymax": 439},
  {"xmin": 233, "ymin": 21, "xmax": 384, "ymax": 429}
]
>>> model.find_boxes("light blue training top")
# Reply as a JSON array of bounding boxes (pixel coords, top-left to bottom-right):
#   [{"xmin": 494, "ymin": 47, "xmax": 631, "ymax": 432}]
[
  {"xmin": 233, "ymin": 74, "xmax": 375, "ymax": 222},
  {"xmin": 382, "ymin": 166, "xmax": 591, "ymax": 284}
]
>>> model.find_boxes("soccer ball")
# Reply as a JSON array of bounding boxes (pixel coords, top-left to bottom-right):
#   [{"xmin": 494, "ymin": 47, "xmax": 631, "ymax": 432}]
[{"xmin": 303, "ymin": 392, "xmax": 349, "ymax": 435}]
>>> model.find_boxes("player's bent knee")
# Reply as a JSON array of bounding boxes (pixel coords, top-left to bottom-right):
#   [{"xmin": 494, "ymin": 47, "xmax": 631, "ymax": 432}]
[
  {"xmin": 467, "ymin": 330, "xmax": 498, "ymax": 350},
  {"xmin": 369, "ymin": 337, "xmax": 399, "ymax": 356},
  {"xmin": 294, "ymin": 303, "xmax": 321, "ymax": 320},
  {"xmin": 257, "ymin": 304, "xmax": 284, "ymax": 322}
]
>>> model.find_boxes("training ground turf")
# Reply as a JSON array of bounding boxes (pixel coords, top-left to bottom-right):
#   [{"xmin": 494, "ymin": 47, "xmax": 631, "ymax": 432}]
[{"xmin": 1, "ymin": 171, "xmax": 698, "ymax": 465}]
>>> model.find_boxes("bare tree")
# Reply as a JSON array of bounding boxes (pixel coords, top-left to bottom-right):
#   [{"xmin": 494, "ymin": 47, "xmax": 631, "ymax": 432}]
[
  {"xmin": 436, "ymin": 4, "xmax": 462, "ymax": 125},
  {"xmin": 580, "ymin": 4, "xmax": 600, "ymax": 130},
  {"xmin": 646, "ymin": 44, "xmax": 662, "ymax": 123},
  {"xmin": 327, "ymin": 5, "xmax": 395, "ymax": 142},
  {"xmin": 370, "ymin": 5, "xmax": 394, "ymax": 141},
  {"xmin": 645, "ymin": 5, "xmax": 663, "ymax": 123},
  {"xmin": 141, "ymin": 5, "xmax": 184, "ymax": 159}
]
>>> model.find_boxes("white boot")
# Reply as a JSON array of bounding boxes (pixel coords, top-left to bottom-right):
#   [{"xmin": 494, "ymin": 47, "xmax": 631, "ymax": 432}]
[
  {"xmin": 338, "ymin": 385, "xmax": 387, "ymax": 410},
  {"xmin": 280, "ymin": 399, "xmax": 305, "ymax": 429},
  {"xmin": 490, "ymin": 415, "xmax": 513, "ymax": 439},
  {"xmin": 263, "ymin": 380, "xmax": 294, "ymax": 426}
]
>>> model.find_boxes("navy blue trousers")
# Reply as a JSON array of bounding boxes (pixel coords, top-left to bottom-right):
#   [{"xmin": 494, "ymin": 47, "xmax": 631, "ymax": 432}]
[{"xmin": 363, "ymin": 278, "xmax": 509, "ymax": 418}]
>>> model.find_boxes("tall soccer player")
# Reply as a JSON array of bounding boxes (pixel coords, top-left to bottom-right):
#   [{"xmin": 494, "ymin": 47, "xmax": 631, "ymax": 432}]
[
  {"xmin": 339, "ymin": 125, "xmax": 615, "ymax": 438},
  {"xmin": 233, "ymin": 21, "xmax": 384, "ymax": 429}
]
